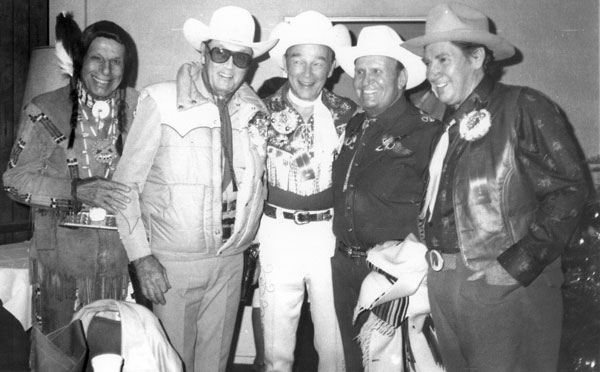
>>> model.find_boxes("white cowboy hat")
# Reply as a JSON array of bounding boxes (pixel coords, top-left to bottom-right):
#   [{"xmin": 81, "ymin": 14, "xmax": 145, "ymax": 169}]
[
  {"xmin": 403, "ymin": 2, "xmax": 515, "ymax": 60},
  {"xmin": 337, "ymin": 25, "xmax": 426, "ymax": 90},
  {"xmin": 269, "ymin": 10, "xmax": 351, "ymax": 69},
  {"xmin": 183, "ymin": 6, "xmax": 278, "ymax": 58}
]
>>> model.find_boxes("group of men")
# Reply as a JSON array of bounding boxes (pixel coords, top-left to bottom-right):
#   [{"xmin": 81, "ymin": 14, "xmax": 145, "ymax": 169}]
[{"xmin": 5, "ymin": 2, "xmax": 592, "ymax": 372}]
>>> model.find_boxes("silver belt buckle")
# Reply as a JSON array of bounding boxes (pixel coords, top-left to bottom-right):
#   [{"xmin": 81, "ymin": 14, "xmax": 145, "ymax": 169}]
[
  {"xmin": 293, "ymin": 211, "xmax": 310, "ymax": 225},
  {"xmin": 428, "ymin": 249, "xmax": 444, "ymax": 271}
]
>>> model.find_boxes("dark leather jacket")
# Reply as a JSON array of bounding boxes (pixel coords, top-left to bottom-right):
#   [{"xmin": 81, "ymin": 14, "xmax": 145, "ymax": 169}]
[
  {"xmin": 453, "ymin": 83, "xmax": 536, "ymax": 270},
  {"xmin": 434, "ymin": 78, "xmax": 591, "ymax": 285}
]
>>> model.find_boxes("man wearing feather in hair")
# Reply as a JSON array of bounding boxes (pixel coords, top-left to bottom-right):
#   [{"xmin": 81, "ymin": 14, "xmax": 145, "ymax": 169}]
[
  {"xmin": 3, "ymin": 14, "xmax": 138, "ymax": 335},
  {"xmin": 331, "ymin": 26, "xmax": 442, "ymax": 371}
]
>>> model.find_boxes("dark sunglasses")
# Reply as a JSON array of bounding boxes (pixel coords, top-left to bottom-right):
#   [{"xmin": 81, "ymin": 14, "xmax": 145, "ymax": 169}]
[{"xmin": 206, "ymin": 45, "xmax": 253, "ymax": 69}]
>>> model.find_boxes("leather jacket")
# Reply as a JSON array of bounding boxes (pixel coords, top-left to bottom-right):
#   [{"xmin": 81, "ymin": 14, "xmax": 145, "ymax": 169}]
[{"xmin": 434, "ymin": 78, "xmax": 591, "ymax": 285}]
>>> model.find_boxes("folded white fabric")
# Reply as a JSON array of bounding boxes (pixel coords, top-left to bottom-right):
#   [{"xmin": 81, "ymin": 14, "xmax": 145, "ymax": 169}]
[
  {"xmin": 353, "ymin": 234, "xmax": 445, "ymax": 372},
  {"xmin": 0, "ymin": 268, "xmax": 32, "ymax": 330},
  {"xmin": 354, "ymin": 233, "xmax": 428, "ymax": 323},
  {"xmin": 73, "ymin": 299, "xmax": 183, "ymax": 372}
]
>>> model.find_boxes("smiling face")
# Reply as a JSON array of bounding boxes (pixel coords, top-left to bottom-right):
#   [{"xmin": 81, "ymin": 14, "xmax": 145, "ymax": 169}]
[
  {"xmin": 283, "ymin": 44, "xmax": 335, "ymax": 101},
  {"xmin": 353, "ymin": 55, "xmax": 406, "ymax": 117},
  {"xmin": 423, "ymin": 41, "xmax": 484, "ymax": 109},
  {"xmin": 80, "ymin": 37, "xmax": 126, "ymax": 99},
  {"xmin": 203, "ymin": 40, "xmax": 252, "ymax": 98}
]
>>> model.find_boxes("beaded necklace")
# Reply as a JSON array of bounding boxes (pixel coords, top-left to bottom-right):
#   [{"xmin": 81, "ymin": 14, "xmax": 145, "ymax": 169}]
[{"xmin": 76, "ymin": 82, "xmax": 119, "ymax": 178}]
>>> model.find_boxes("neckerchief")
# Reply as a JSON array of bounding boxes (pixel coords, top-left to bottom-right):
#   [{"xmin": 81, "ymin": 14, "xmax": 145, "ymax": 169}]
[{"xmin": 202, "ymin": 69, "xmax": 238, "ymax": 192}]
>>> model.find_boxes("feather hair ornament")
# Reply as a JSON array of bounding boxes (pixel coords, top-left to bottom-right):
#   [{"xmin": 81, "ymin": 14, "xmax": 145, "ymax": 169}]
[
  {"xmin": 55, "ymin": 40, "xmax": 73, "ymax": 77},
  {"xmin": 55, "ymin": 12, "xmax": 82, "ymax": 78}
]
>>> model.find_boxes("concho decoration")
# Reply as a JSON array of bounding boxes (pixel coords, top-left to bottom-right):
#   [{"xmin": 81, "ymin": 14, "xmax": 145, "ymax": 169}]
[
  {"xmin": 93, "ymin": 137, "xmax": 118, "ymax": 163},
  {"xmin": 459, "ymin": 109, "xmax": 491, "ymax": 141},
  {"xmin": 270, "ymin": 109, "xmax": 299, "ymax": 135},
  {"xmin": 92, "ymin": 100, "xmax": 111, "ymax": 120}
]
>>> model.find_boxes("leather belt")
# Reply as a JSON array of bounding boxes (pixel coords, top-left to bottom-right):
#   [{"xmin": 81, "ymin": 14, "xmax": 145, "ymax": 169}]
[
  {"xmin": 263, "ymin": 204, "xmax": 332, "ymax": 225},
  {"xmin": 426, "ymin": 250, "xmax": 459, "ymax": 271},
  {"xmin": 337, "ymin": 241, "xmax": 367, "ymax": 258}
]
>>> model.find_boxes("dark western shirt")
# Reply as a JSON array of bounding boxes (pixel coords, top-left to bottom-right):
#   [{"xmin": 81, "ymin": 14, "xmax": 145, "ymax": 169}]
[{"xmin": 332, "ymin": 96, "xmax": 442, "ymax": 250}]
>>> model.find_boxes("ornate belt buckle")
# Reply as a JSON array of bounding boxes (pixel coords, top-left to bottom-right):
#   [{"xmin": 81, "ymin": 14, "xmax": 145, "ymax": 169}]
[
  {"xmin": 427, "ymin": 249, "xmax": 444, "ymax": 271},
  {"xmin": 59, "ymin": 207, "xmax": 117, "ymax": 230},
  {"xmin": 293, "ymin": 211, "xmax": 310, "ymax": 225}
]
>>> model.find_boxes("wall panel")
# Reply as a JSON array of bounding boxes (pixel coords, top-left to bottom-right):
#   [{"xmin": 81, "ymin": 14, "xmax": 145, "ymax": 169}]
[{"xmin": 51, "ymin": 0, "xmax": 599, "ymax": 157}]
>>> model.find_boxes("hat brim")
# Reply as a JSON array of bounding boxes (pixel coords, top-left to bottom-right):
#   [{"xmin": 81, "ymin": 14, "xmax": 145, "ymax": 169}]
[
  {"xmin": 403, "ymin": 30, "xmax": 515, "ymax": 61},
  {"xmin": 337, "ymin": 44, "xmax": 427, "ymax": 90},
  {"xmin": 183, "ymin": 18, "xmax": 278, "ymax": 58}
]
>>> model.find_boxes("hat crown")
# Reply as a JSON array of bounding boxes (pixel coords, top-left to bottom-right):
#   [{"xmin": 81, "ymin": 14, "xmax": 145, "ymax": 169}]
[
  {"xmin": 426, "ymin": 2, "xmax": 490, "ymax": 34},
  {"xmin": 336, "ymin": 25, "xmax": 426, "ymax": 89},
  {"xmin": 208, "ymin": 6, "xmax": 256, "ymax": 44},
  {"xmin": 402, "ymin": 2, "xmax": 515, "ymax": 60},
  {"xmin": 183, "ymin": 6, "xmax": 277, "ymax": 58},
  {"xmin": 289, "ymin": 10, "xmax": 332, "ymax": 33},
  {"xmin": 272, "ymin": 10, "xmax": 350, "ymax": 50},
  {"xmin": 269, "ymin": 10, "xmax": 351, "ymax": 69},
  {"xmin": 356, "ymin": 25, "xmax": 403, "ymax": 49}
]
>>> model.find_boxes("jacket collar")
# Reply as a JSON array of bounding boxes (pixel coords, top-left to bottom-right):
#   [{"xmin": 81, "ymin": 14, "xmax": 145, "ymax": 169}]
[
  {"xmin": 443, "ymin": 75, "xmax": 494, "ymax": 127},
  {"xmin": 175, "ymin": 62, "xmax": 265, "ymax": 115},
  {"xmin": 176, "ymin": 63, "xmax": 212, "ymax": 111}
]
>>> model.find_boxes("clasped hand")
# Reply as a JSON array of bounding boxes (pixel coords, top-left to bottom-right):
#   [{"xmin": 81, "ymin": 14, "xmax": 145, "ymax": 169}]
[{"xmin": 76, "ymin": 176, "xmax": 131, "ymax": 214}]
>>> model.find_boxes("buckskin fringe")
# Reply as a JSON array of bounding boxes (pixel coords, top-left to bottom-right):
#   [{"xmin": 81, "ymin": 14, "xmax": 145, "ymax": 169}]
[
  {"xmin": 355, "ymin": 312, "xmax": 398, "ymax": 371},
  {"xmin": 36, "ymin": 260, "xmax": 129, "ymax": 305}
]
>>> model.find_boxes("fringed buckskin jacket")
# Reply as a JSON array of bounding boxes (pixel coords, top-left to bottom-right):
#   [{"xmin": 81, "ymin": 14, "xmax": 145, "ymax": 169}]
[
  {"xmin": 114, "ymin": 68, "xmax": 268, "ymax": 263},
  {"xmin": 3, "ymin": 85, "xmax": 138, "ymax": 303}
]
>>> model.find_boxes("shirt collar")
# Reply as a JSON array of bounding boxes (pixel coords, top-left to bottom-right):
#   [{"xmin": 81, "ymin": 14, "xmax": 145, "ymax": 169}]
[
  {"xmin": 367, "ymin": 94, "xmax": 410, "ymax": 130},
  {"xmin": 272, "ymin": 82, "xmax": 336, "ymax": 111}
]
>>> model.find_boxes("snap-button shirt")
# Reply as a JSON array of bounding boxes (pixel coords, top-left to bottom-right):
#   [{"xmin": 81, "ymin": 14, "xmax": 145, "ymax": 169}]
[{"xmin": 332, "ymin": 96, "xmax": 441, "ymax": 250}]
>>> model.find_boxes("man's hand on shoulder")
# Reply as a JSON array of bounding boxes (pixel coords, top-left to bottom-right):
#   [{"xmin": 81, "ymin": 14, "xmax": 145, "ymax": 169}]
[{"xmin": 132, "ymin": 255, "xmax": 171, "ymax": 305}]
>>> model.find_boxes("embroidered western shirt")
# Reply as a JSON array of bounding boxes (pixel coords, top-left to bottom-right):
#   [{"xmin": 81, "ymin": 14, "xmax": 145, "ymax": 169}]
[{"xmin": 257, "ymin": 83, "xmax": 357, "ymax": 211}]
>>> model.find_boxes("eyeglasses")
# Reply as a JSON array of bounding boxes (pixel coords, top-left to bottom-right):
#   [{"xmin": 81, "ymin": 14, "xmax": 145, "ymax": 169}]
[{"xmin": 206, "ymin": 45, "xmax": 253, "ymax": 69}]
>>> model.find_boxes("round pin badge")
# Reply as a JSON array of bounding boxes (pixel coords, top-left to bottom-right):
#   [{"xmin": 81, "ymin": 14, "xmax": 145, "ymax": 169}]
[{"xmin": 92, "ymin": 100, "xmax": 110, "ymax": 120}]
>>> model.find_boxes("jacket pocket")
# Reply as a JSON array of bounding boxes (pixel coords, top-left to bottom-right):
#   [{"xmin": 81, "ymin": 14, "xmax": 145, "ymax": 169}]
[
  {"xmin": 459, "ymin": 278, "xmax": 521, "ymax": 305},
  {"xmin": 148, "ymin": 184, "xmax": 210, "ymax": 254}
]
